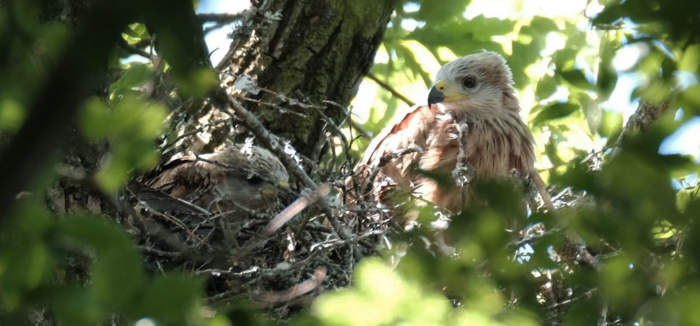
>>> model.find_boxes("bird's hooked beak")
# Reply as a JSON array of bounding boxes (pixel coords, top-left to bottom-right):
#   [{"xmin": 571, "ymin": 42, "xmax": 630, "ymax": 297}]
[
  {"xmin": 428, "ymin": 84, "xmax": 445, "ymax": 106},
  {"xmin": 428, "ymin": 80, "xmax": 470, "ymax": 106}
]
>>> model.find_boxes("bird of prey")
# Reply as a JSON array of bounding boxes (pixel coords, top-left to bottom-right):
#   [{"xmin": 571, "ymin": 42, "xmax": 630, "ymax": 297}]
[
  {"xmin": 352, "ymin": 51, "xmax": 551, "ymax": 217},
  {"xmin": 135, "ymin": 142, "xmax": 289, "ymax": 216}
]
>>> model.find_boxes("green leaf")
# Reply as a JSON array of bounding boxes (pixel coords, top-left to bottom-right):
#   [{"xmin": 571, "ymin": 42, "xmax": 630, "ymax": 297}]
[
  {"xmin": 407, "ymin": 15, "xmax": 512, "ymax": 59},
  {"xmin": 122, "ymin": 23, "xmax": 150, "ymax": 45},
  {"xmin": 599, "ymin": 110, "xmax": 623, "ymax": 138},
  {"xmin": 54, "ymin": 217, "xmax": 146, "ymax": 322},
  {"xmin": 532, "ymin": 102, "xmax": 580, "ymax": 127},
  {"xmin": 596, "ymin": 34, "xmax": 619, "ymax": 98},
  {"xmin": 393, "ymin": 43, "xmax": 432, "ymax": 87},
  {"xmin": 176, "ymin": 68, "xmax": 218, "ymax": 97},
  {"xmin": 412, "ymin": 0, "xmax": 470, "ymax": 22},
  {"xmin": 467, "ymin": 15, "xmax": 517, "ymax": 38},
  {"xmin": 576, "ymin": 91, "xmax": 601, "ymax": 134},
  {"xmin": 53, "ymin": 287, "xmax": 104, "ymax": 326},
  {"xmin": 0, "ymin": 98, "xmax": 26, "ymax": 133},
  {"xmin": 679, "ymin": 84, "xmax": 700, "ymax": 115},
  {"xmin": 80, "ymin": 97, "xmax": 166, "ymax": 193},
  {"xmin": 679, "ymin": 44, "xmax": 700, "ymax": 73},
  {"xmin": 552, "ymin": 48, "xmax": 578, "ymax": 71},
  {"xmin": 136, "ymin": 275, "xmax": 203, "ymax": 326},
  {"xmin": 545, "ymin": 133, "xmax": 564, "ymax": 166},
  {"xmin": 509, "ymin": 41, "xmax": 540, "ymax": 87},
  {"xmin": 91, "ymin": 246, "xmax": 144, "ymax": 311},
  {"xmin": 110, "ymin": 63, "xmax": 152, "ymax": 99},
  {"xmin": 527, "ymin": 16, "xmax": 558, "ymax": 34},
  {"xmin": 313, "ymin": 258, "xmax": 451, "ymax": 326},
  {"xmin": 535, "ymin": 75, "xmax": 558, "ymax": 100},
  {"xmin": 558, "ymin": 69, "xmax": 594, "ymax": 90}
]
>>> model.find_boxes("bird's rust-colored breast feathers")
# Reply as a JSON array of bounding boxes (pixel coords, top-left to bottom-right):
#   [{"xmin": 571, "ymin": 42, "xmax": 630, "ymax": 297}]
[{"xmin": 354, "ymin": 102, "xmax": 535, "ymax": 212}]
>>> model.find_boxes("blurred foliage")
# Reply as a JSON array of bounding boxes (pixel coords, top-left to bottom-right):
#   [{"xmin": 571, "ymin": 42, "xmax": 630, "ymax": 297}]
[
  {"xmin": 345, "ymin": 0, "xmax": 700, "ymax": 324},
  {"xmin": 1, "ymin": 0, "xmax": 700, "ymax": 325}
]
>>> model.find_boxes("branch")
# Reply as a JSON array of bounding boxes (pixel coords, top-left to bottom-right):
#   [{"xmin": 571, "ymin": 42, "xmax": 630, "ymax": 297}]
[
  {"xmin": 611, "ymin": 101, "xmax": 671, "ymax": 156},
  {"xmin": 0, "ymin": 2, "xmax": 141, "ymax": 221},
  {"xmin": 366, "ymin": 72, "xmax": 416, "ymax": 107},
  {"xmin": 220, "ymin": 91, "xmax": 349, "ymax": 239},
  {"xmin": 119, "ymin": 38, "xmax": 152, "ymax": 59},
  {"xmin": 197, "ymin": 13, "xmax": 245, "ymax": 24}
]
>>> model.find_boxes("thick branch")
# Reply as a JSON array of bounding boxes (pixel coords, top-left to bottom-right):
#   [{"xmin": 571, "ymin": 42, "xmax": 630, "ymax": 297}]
[
  {"xmin": 611, "ymin": 101, "xmax": 671, "ymax": 156},
  {"xmin": 197, "ymin": 12, "xmax": 245, "ymax": 24},
  {"xmin": 0, "ymin": 2, "xmax": 137, "ymax": 219}
]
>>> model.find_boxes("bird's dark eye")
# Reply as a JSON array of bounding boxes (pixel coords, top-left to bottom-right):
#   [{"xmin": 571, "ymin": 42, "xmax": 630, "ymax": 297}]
[
  {"xmin": 462, "ymin": 76, "xmax": 477, "ymax": 88},
  {"xmin": 247, "ymin": 175, "xmax": 264, "ymax": 185}
]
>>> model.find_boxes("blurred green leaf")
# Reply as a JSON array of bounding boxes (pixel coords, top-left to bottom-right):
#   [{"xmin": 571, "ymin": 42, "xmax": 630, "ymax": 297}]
[
  {"xmin": 0, "ymin": 98, "xmax": 25, "ymax": 133},
  {"xmin": 576, "ymin": 91, "xmax": 601, "ymax": 134},
  {"xmin": 122, "ymin": 23, "xmax": 150, "ymax": 44},
  {"xmin": 558, "ymin": 69, "xmax": 594, "ymax": 90},
  {"xmin": 679, "ymin": 84, "xmax": 700, "ymax": 115},
  {"xmin": 411, "ymin": 0, "xmax": 470, "ymax": 22},
  {"xmin": 535, "ymin": 75, "xmax": 558, "ymax": 100},
  {"xmin": 53, "ymin": 286, "xmax": 104, "ymax": 326},
  {"xmin": 80, "ymin": 97, "xmax": 166, "ymax": 193},
  {"xmin": 596, "ymin": 33, "xmax": 619, "ymax": 98},
  {"xmin": 136, "ymin": 275, "xmax": 203, "ymax": 326},
  {"xmin": 110, "ymin": 63, "xmax": 153, "ymax": 99},
  {"xmin": 312, "ymin": 258, "xmax": 450, "ymax": 326},
  {"xmin": 599, "ymin": 110, "xmax": 623, "ymax": 138},
  {"xmin": 545, "ymin": 133, "xmax": 564, "ymax": 166},
  {"xmin": 679, "ymin": 44, "xmax": 700, "ymax": 73},
  {"xmin": 531, "ymin": 102, "xmax": 579, "ymax": 127},
  {"xmin": 176, "ymin": 68, "xmax": 218, "ymax": 97}
]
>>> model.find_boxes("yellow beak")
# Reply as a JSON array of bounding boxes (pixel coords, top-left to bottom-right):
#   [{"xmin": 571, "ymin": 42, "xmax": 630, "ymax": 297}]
[{"xmin": 428, "ymin": 80, "xmax": 470, "ymax": 105}]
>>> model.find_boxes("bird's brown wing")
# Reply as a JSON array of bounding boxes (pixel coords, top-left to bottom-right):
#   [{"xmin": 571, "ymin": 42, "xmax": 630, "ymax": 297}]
[
  {"xmin": 351, "ymin": 104, "xmax": 462, "ymax": 209},
  {"xmin": 351, "ymin": 103, "xmax": 550, "ymax": 213}
]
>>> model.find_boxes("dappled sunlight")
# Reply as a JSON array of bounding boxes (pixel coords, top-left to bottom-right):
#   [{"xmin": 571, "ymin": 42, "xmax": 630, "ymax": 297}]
[{"xmin": 2, "ymin": 0, "xmax": 699, "ymax": 325}]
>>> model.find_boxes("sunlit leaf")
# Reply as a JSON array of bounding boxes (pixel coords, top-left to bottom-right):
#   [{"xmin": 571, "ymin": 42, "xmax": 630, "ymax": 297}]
[
  {"xmin": 596, "ymin": 33, "xmax": 619, "ymax": 98},
  {"xmin": 535, "ymin": 76, "xmax": 558, "ymax": 100},
  {"xmin": 558, "ymin": 69, "xmax": 594, "ymax": 90},
  {"xmin": 679, "ymin": 44, "xmax": 700, "ymax": 73},
  {"xmin": 599, "ymin": 110, "xmax": 623, "ymax": 138},
  {"xmin": 110, "ymin": 63, "xmax": 153, "ymax": 99},
  {"xmin": 0, "ymin": 98, "xmax": 25, "ymax": 133},
  {"xmin": 412, "ymin": 0, "xmax": 469, "ymax": 22},
  {"xmin": 532, "ymin": 102, "xmax": 579, "ymax": 127}
]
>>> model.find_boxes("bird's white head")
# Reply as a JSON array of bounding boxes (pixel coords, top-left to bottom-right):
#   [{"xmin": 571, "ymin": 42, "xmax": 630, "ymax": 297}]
[{"xmin": 428, "ymin": 51, "xmax": 518, "ymax": 111}]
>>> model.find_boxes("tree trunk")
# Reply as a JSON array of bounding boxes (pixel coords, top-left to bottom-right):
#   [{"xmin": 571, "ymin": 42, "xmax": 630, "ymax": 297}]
[{"xmin": 175, "ymin": 0, "xmax": 394, "ymax": 158}]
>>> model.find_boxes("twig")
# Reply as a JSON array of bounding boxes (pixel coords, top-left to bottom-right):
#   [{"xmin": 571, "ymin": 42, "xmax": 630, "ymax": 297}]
[
  {"xmin": 197, "ymin": 13, "xmax": 246, "ymax": 24},
  {"xmin": 322, "ymin": 100, "xmax": 370, "ymax": 139},
  {"xmin": 221, "ymin": 92, "xmax": 348, "ymax": 239},
  {"xmin": 597, "ymin": 303, "xmax": 608, "ymax": 326},
  {"xmin": 366, "ymin": 72, "xmax": 415, "ymax": 107},
  {"xmin": 348, "ymin": 118, "xmax": 370, "ymax": 139},
  {"xmin": 262, "ymin": 183, "xmax": 330, "ymax": 235},
  {"xmin": 549, "ymin": 288, "xmax": 597, "ymax": 310},
  {"xmin": 611, "ymin": 101, "xmax": 671, "ymax": 157},
  {"xmin": 162, "ymin": 118, "xmax": 230, "ymax": 150},
  {"xmin": 118, "ymin": 39, "xmax": 152, "ymax": 59},
  {"xmin": 256, "ymin": 267, "xmax": 327, "ymax": 305}
]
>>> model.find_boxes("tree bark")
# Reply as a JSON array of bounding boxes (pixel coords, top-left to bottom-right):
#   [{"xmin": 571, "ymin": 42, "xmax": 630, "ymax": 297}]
[
  {"xmin": 611, "ymin": 101, "xmax": 671, "ymax": 156},
  {"xmin": 176, "ymin": 0, "xmax": 394, "ymax": 158}
]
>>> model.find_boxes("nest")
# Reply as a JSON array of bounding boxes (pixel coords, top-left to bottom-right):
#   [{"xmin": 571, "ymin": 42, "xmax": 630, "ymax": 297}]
[
  {"xmin": 117, "ymin": 103, "xmax": 398, "ymax": 319},
  {"xmin": 124, "ymin": 178, "xmax": 394, "ymax": 318}
]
